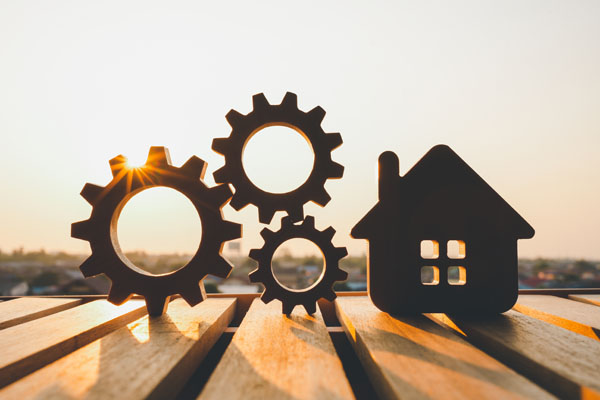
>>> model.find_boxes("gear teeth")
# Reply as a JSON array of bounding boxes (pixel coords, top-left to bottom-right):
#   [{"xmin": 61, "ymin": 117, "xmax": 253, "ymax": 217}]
[
  {"xmin": 322, "ymin": 226, "xmax": 336, "ymax": 241},
  {"xmin": 181, "ymin": 156, "xmax": 207, "ymax": 179},
  {"xmin": 323, "ymin": 290, "xmax": 337, "ymax": 302},
  {"xmin": 260, "ymin": 291, "xmax": 275, "ymax": 304},
  {"xmin": 146, "ymin": 146, "xmax": 171, "ymax": 167},
  {"xmin": 212, "ymin": 137, "xmax": 233, "ymax": 156},
  {"xmin": 209, "ymin": 184, "xmax": 234, "ymax": 207},
  {"xmin": 221, "ymin": 220, "xmax": 242, "ymax": 241},
  {"xmin": 312, "ymin": 189, "xmax": 331, "ymax": 207},
  {"xmin": 225, "ymin": 109, "xmax": 244, "ymax": 128},
  {"xmin": 259, "ymin": 227, "xmax": 275, "ymax": 241},
  {"xmin": 109, "ymin": 155, "xmax": 128, "ymax": 177},
  {"xmin": 306, "ymin": 106, "xmax": 326, "ymax": 123},
  {"xmin": 287, "ymin": 206, "xmax": 304, "ymax": 223},
  {"xmin": 80, "ymin": 183, "xmax": 104, "ymax": 205},
  {"xmin": 258, "ymin": 207, "xmax": 276, "ymax": 224},
  {"xmin": 213, "ymin": 166, "xmax": 232, "ymax": 185},
  {"xmin": 74, "ymin": 146, "xmax": 243, "ymax": 317},
  {"xmin": 280, "ymin": 216, "xmax": 294, "ymax": 228},
  {"xmin": 302, "ymin": 215, "xmax": 316, "ymax": 228},
  {"xmin": 282, "ymin": 302, "xmax": 296, "ymax": 315},
  {"xmin": 325, "ymin": 132, "xmax": 343, "ymax": 150},
  {"xmin": 280, "ymin": 92, "xmax": 298, "ymax": 109},
  {"xmin": 334, "ymin": 247, "xmax": 348, "ymax": 260},
  {"xmin": 180, "ymin": 283, "xmax": 206, "ymax": 306},
  {"xmin": 212, "ymin": 256, "xmax": 234, "ymax": 279},
  {"xmin": 329, "ymin": 162, "xmax": 344, "ymax": 179},
  {"xmin": 252, "ymin": 93, "xmax": 270, "ymax": 110},
  {"xmin": 303, "ymin": 302, "xmax": 317, "ymax": 315},
  {"xmin": 335, "ymin": 268, "xmax": 348, "ymax": 281},
  {"xmin": 229, "ymin": 194, "xmax": 249, "ymax": 211},
  {"xmin": 71, "ymin": 220, "xmax": 94, "ymax": 241},
  {"xmin": 145, "ymin": 295, "xmax": 170, "ymax": 316},
  {"xmin": 248, "ymin": 268, "xmax": 262, "ymax": 283},
  {"xmin": 79, "ymin": 256, "xmax": 103, "ymax": 277},
  {"xmin": 107, "ymin": 284, "xmax": 133, "ymax": 305},
  {"xmin": 248, "ymin": 249, "xmax": 262, "ymax": 261}
]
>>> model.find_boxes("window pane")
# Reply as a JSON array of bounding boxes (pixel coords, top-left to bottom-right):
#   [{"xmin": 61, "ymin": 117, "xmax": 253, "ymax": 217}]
[
  {"xmin": 420, "ymin": 240, "xmax": 439, "ymax": 259},
  {"xmin": 448, "ymin": 266, "xmax": 466, "ymax": 285},
  {"xmin": 421, "ymin": 266, "xmax": 439, "ymax": 285},
  {"xmin": 447, "ymin": 240, "xmax": 466, "ymax": 259}
]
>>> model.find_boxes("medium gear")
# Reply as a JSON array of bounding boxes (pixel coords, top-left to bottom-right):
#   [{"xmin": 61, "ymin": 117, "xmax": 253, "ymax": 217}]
[
  {"xmin": 212, "ymin": 92, "xmax": 344, "ymax": 224},
  {"xmin": 71, "ymin": 146, "xmax": 242, "ymax": 316},
  {"xmin": 248, "ymin": 215, "xmax": 348, "ymax": 315}
]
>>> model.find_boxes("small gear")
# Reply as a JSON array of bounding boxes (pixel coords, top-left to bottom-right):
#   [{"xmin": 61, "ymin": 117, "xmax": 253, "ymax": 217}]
[
  {"xmin": 71, "ymin": 146, "xmax": 242, "ymax": 316},
  {"xmin": 248, "ymin": 215, "xmax": 348, "ymax": 315},
  {"xmin": 212, "ymin": 92, "xmax": 344, "ymax": 224}
]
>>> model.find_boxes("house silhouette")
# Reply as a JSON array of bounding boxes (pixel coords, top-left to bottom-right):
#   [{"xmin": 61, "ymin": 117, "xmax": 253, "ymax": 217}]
[{"xmin": 352, "ymin": 145, "xmax": 534, "ymax": 314}]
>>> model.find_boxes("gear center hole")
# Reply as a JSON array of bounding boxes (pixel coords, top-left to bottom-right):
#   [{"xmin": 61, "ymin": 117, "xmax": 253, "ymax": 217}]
[
  {"xmin": 272, "ymin": 238, "xmax": 325, "ymax": 291},
  {"xmin": 115, "ymin": 187, "xmax": 202, "ymax": 275},
  {"xmin": 242, "ymin": 125, "xmax": 315, "ymax": 194}
]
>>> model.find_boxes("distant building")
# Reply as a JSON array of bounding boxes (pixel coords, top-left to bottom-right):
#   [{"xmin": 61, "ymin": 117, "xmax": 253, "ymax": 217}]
[
  {"xmin": 60, "ymin": 275, "xmax": 110, "ymax": 295},
  {"xmin": 0, "ymin": 273, "xmax": 29, "ymax": 296}
]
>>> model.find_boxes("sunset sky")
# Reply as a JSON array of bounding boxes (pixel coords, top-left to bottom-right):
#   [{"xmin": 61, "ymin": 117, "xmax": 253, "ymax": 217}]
[{"xmin": 1, "ymin": 1, "xmax": 599, "ymax": 259}]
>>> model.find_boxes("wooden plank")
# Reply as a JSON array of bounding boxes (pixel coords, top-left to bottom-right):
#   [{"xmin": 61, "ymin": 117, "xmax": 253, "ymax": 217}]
[
  {"xmin": 514, "ymin": 295, "xmax": 600, "ymax": 340},
  {"xmin": 0, "ymin": 297, "xmax": 83, "ymax": 330},
  {"xmin": 569, "ymin": 294, "xmax": 600, "ymax": 307},
  {"xmin": 429, "ymin": 310, "xmax": 600, "ymax": 399},
  {"xmin": 0, "ymin": 300, "xmax": 147, "ymax": 388},
  {"xmin": 0, "ymin": 298, "xmax": 235, "ymax": 400},
  {"xmin": 335, "ymin": 297, "xmax": 553, "ymax": 400},
  {"xmin": 199, "ymin": 299, "xmax": 355, "ymax": 400}
]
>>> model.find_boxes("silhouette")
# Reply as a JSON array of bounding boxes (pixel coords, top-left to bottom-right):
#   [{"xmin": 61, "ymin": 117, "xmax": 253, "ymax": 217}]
[
  {"xmin": 249, "ymin": 216, "xmax": 348, "ymax": 315},
  {"xmin": 71, "ymin": 147, "xmax": 242, "ymax": 316},
  {"xmin": 352, "ymin": 145, "xmax": 534, "ymax": 314},
  {"xmin": 212, "ymin": 92, "xmax": 344, "ymax": 224}
]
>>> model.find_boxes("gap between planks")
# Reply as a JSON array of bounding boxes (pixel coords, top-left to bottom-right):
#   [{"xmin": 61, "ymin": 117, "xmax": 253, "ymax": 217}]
[
  {"xmin": 198, "ymin": 299, "xmax": 356, "ymax": 400},
  {"xmin": 429, "ymin": 310, "xmax": 600, "ymax": 399},
  {"xmin": 0, "ymin": 300, "xmax": 148, "ymax": 388},
  {"xmin": 335, "ymin": 296, "xmax": 553, "ymax": 400},
  {"xmin": 0, "ymin": 298, "xmax": 83, "ymax": 330},
  {"xmin": 0, "ymin": 298, "xmax": 236, "ymax": 400}
]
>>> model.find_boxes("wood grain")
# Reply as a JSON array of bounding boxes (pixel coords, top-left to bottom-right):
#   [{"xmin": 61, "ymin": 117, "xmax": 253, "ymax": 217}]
[
  {"xmin": 0, "ymin": 300, "xmax": 147, "ymax": 388},
  {"xmin": 429, "ymin": 310, "xmax": 600, "ymax": 399},
  {"xmin": 336, "ymin": 297, "xmax": 553, "ymax": 400},
  {"xmin": 0, "ymin": 298, "xmax": 235, "ymax": 400},
  {"xmin": 568, "ymin": 294, "xmax": 600, "ymax": 307},
  {"xmin": 199, "ymin": 299, "xmax": 355, "ymax": 400},
  {"xmin": 0, "ymin": 297, "xmax": 82, "ymax": 330},
  {"xmin": 514, "ymin": 295, "xmax": 600, "ymax": 340}
]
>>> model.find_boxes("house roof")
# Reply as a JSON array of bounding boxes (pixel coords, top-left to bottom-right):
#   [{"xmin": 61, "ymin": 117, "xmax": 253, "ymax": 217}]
[{"xmin": 352, "ymin": 145, "xmax": 535, "ymax": 239}]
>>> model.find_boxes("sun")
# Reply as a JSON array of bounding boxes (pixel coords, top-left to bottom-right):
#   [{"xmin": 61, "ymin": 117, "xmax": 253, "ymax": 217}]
[{"xmin": 123, "ymin": 152, "xmax": 149, "ymax": 169}]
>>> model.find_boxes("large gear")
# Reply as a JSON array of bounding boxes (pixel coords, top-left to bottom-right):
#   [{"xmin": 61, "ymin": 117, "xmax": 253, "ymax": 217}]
[
  {"xmin": 248, "ymin": 215, "xmax": 348, "ymax": 315},
  {"xmin": 71, "ymin": 147, "xmax": 242, "ymax": 316},
  {"xmin": 212, "ymin": 92, "xmax": 344, "ymax": 224}
]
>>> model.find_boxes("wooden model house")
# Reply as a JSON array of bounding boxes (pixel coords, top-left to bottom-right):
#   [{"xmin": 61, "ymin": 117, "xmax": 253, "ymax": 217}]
[{"xmin": 352, "ymin": 145, "xmax": 534, "ymax": 314}]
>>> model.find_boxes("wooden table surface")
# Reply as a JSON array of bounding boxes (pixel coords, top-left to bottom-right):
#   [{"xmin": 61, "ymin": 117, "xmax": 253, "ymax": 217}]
[{"xmin": 0, "ymin": 292, "xmax": 599, "ymax": 399}]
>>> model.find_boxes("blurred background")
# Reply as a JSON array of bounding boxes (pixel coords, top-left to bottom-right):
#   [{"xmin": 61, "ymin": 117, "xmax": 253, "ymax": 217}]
[{"xmin": 1, "ymin": 0, "xmax": 599, "ymax": 295}]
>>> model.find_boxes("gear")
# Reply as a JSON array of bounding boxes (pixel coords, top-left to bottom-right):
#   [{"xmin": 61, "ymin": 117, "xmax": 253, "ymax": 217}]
[
  {"xmin": 71, "ymin": 147, "xmax": 242, "ymax": 316},
  {"xmin": 212, "ymin": 92, "xmax": 344, "ymax": 224},
  {"xmin": 248, "ymin": 215, "xmax": 348, "ymax": 315}
]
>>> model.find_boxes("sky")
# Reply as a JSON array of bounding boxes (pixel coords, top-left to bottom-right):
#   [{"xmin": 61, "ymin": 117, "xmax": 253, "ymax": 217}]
[{"xmin": 1, "ymin": 1, "xmax": 599, "ymax": 259}]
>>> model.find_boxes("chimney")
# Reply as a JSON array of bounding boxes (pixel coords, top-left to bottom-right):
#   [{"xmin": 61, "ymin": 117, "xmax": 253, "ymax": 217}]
[{"xmin": 378, "ymin": 151, "xmax": 399, "ymax": 201}]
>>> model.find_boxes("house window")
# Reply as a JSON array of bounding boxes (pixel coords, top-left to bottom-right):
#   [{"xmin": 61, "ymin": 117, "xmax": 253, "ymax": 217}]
[
  {"xmin": 420, "ymin": 240, "xmax": 439, "ymax": 259},
  {"xmin": 448, "ymin": 266, "xmax": 466, "ymax": 285},
  {"xmin": 447, "ymin": 240, "xmax": 466, "ymax": 259},
  {"xmin": 419, "ymin": 240, "xmax": 467, "ymax": 286},
  {"xmin": 421, "ymin": 266, "xmax": 439, "ymax": 285}
]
